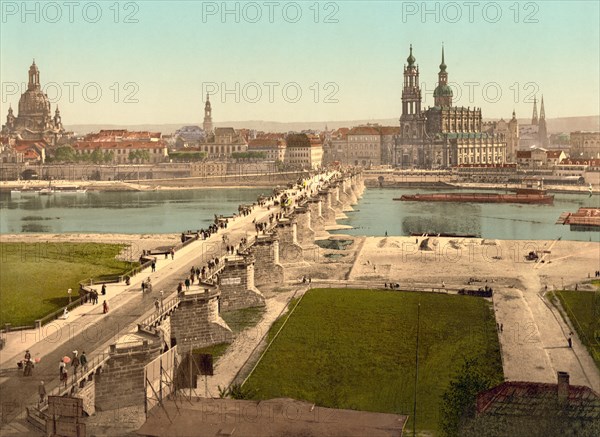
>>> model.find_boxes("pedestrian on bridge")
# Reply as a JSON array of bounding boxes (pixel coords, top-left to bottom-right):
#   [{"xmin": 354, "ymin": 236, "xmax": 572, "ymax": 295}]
[
  {"xmin": 155, "ymin": 298, "xmax": 160, "ymax": 312},
  {"xmin": 80, "ymin": 351, "xmax": 87, "ymax": 372},
  {"xmin": 38, "ymin": 381, "xmax": 46, "ymax": 405},
  {"xmin": 103, "ymin": 300, "xmax": 109, "ymax": 314}
]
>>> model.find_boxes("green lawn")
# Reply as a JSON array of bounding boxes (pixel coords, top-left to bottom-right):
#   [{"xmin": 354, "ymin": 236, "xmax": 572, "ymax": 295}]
[
  {"xmin": 244, "ymin": 288, "xmax": 503, "ymax": 435},
  {"xmin": 555, "ymin": 290, "xmax": 600, "ymax": 370},
  {"xmin": 0, "ymin": 242, "xmax": 135, "ymax": 326}
]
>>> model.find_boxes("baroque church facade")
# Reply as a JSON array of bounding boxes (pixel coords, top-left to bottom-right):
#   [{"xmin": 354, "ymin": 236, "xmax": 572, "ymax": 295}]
[
  {"xmin": 1, "ymin": 61, "xmax": 68, "ymax": 145},
  {"xmin": 396, "ymin": 46, "xmax": 507, "ymax": 168}
]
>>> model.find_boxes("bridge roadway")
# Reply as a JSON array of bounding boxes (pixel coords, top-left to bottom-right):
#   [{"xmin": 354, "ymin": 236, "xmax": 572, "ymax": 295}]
[{"xmin": 0, "ymin": 171, "xmax": 335, "ymax": 434}]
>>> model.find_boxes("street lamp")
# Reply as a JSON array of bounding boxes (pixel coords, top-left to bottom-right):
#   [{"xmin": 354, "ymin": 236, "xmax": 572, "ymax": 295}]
[{"xmin": 67, "ymin": 288, "xmax": 72, "ymax": 304}]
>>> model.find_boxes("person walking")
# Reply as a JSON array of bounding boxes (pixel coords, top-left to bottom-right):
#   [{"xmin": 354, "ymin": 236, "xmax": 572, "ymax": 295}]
[
  {"xmin": 23, "ymin": 358, "xmax": 33, "ymax": 377},
  {"xmin": 38, "ymin": 381, "xmax": 46, "ymax": 405},
  {"xmin": 151, "ymin": 260, "xmax": 156, "ymax": 272},
  {"xmin": 101, "ymin": 284, "xmax": 106, "ymax": 296},
  {"xmin": 71, "ymin": 351, "xmax": 80, "ymax": 374},
  {"xmin": 59, "ymin": 360, "xmax": 67, "ymax": 386},
  {"xmin": 184, "ymin": 278, "xmax": 190, "ymax": 291},
  {"xmin": 154, "ymin": 298, "xmax": 160, "ymax": 312},
  {"xmin": 80, "ymin": 351, "xmax": 88, "ymax": 372},
  {"xmin": 103, "ymin": 300, "xmax": 109, "ymax": 314}
]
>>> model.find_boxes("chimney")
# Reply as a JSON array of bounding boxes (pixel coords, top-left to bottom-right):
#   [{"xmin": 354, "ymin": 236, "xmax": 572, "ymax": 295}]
[{"xmin": 557, "ymin": 371, "xmax": 570, "ymax": 402}]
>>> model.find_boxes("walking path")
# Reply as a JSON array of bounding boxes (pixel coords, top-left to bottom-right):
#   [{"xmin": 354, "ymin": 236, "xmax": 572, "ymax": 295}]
[
  {"xmin": 0, "ymin": 171, "xmax": 335, "ymax": 434},
  {"xmin": 349, "ymin": 236, "xmax": 600, "ymax": 392}
]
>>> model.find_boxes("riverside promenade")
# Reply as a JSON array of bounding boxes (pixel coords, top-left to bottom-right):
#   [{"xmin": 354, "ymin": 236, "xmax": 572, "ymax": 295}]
[{"xmin": 0, "ymin": 171, "xmax": 335, "ymax": 435}]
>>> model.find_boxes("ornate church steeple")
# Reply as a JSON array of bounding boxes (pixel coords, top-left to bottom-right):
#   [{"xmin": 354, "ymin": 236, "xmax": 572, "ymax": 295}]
[
  {"xmin": 399, "ymin": 44, "xmax": 426, "ymax": 144},
  {"xmin": 434, "ymin": 44, "xmax": 453, "ymax": 107},
  {"xmin": 538, "ymin": 95, "xmax": 548, "ymax": 147},
  {"xmin": 203, "ymin": 93, "xmax": 213, "ymax": 133}
]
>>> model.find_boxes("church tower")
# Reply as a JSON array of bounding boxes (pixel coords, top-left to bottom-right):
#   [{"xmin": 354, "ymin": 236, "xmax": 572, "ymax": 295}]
[
  {"xmin": 203, "ymin": 93, "xmax": 213, "ymax": 133},
  {"xmin": 538, "ymin": 95, "xmax": 548, "ymax": 147},
  {"xmin": 531, "ymin": 96, "xmax": 538, "ymax": 126},
  {"xmin": 433, "ymin": 45, "xmax": 453, "ymax": 107},
  {"xmin": 399, "ymin": 45, "xmax": 425, "ymax": 139}
]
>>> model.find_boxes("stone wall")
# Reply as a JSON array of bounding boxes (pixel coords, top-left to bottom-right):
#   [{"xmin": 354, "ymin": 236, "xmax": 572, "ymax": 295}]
[
  {"xmin": 169, "ymin": 288, "xmax": 233, "ymax": 349},
  {"xmin": 219, "ymin": 255, "xmax": 265, "ymax": 311},
  {"xmin": 76, "ymin": 379, "xmax": 95, "ymax": 416},
  {"xmin": 95, "ymin": 336, "xmax": 162, "ymax": 411},
  {"xmin": 250, "ymin": 235, "xmax": 284, "ymax": 286}
]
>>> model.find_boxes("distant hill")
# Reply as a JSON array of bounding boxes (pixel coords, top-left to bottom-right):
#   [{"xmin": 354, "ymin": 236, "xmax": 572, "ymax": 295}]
[{"xmin": 66, "ymin": 115, "xmax": 599, "ymax": 136}]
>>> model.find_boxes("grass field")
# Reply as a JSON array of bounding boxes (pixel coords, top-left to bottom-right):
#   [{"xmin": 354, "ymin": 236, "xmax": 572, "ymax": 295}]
[
  {"xmin": 243, "ymin": 288, "xmax": 503, "ymax": 435},
  {"xmin": 0, "ymin": 242, "xmax": 135, "ymax": 326},
  {"xmin": 555, "ymin": 290, "xmax": 600, "ymax": 370}
]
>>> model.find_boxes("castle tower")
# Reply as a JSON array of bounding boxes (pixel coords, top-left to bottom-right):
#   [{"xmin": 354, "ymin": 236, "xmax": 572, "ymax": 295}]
[
  {"xmin": 531, "ymin": 96, "xmax": 538, "ymax": 126},
  {"xmin": 433, "ymin": 45, "xmax": 453, "ymax": 107},
  {"xmin": 538, "ymin": 95, "xmax": 548, "ymax": 147},
  {"xmin": 203, "ymin": 93, "xmax": 213, "ymax": 133}
]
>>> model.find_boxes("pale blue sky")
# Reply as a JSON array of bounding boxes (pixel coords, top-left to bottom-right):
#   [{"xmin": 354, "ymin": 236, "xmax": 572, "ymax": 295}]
[{"xmin": 1, "ymin": 0, "xmax": 598, "ymax": 125}]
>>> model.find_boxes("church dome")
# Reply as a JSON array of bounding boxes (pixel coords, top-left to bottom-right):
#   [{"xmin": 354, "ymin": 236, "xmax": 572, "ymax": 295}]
[
  {"xmin": 18, "ymin": 88, "xmax": 51, "ymax": 117},
  {"xmin": 434, "ymin": 84, "xmax": 453, "ymax": 97}
]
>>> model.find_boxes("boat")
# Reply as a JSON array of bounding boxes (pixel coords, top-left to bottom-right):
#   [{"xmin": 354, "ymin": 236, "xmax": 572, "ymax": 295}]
[
  {"xmin": 54, "ymin": 185, "xmax": 87, "ymax": 194},
  {"xmin": 38, "ymin": 187, "xmax": 55, "ymax": 195},
  {"xmin": 395, "ymin": 192, "xmax": 554, "ymax": 205}
]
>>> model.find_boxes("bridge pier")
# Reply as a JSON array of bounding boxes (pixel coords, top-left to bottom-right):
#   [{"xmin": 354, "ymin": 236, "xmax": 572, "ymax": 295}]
[
  {"xmin": 170, "ymin": 285, "xmax": 233, "ymax": 350},
  {"xmin": 250, "ymin": 234, "xmax": 285, "ymax": 286},
  {"xmin": 292, "ymin": 206, "xmax": 316, "ymax": 246},
  {"xmin": 318, "ymin": 190, "xmax": 337, "ymax": 226},
  {"xmin": 307, "ymin": 198, "xmax": 326, "ymax": 232},
  {"xmin": 95, "ymin": 331, "xmax": 163, "ymax": 411},
  {"xmin": 219, "ymin": 255, "xmax": 265, "ymax": 310},
  {"xmin": 275, "ymin": 218, "xmax": 305, "ymax": 264}
]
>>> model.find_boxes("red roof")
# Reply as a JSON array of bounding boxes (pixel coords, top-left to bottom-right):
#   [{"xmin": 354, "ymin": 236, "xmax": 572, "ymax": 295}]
[
  {"xmin": 562, "ymin": 158, "xmax": 600, "ymax": 166},
  {"xmin": 477, "ymin": 380, "xmax": 600, "ymax": 417},
  {"xmin": 348, "ymin": 126, "xmax": 381, "ymax": 136}
]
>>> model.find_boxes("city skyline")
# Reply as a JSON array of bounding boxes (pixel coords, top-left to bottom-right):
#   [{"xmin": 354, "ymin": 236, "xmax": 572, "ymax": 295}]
[{"xmin": 1, "ymin": 1, "xmax": 599, "ymax": 125}]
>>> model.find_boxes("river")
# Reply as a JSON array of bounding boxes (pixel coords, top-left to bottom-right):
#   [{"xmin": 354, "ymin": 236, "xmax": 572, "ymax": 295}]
[{"xmin": 1, "ymin": 187, "xmax": 598, "ymax": 241}]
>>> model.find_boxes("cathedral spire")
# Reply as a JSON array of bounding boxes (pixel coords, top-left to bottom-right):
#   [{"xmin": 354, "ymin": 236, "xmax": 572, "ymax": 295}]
[
  {"xmin": 540, "ymin": 95, "xmax": 545, "ymax": 119},
  {"xmin": 406, "ymin": 44, "xmax": 416, "ymax": 66},
  {"xmin": 434, "ymin": 44, "xmax": 452, "ymax": 107},
  {"xmin": 439, "ymin": 44, "xmax": 447, "ymax": 72},
  {"xmin": 531, "ymin": 97, "xmax": 538, "ymax": 125}
]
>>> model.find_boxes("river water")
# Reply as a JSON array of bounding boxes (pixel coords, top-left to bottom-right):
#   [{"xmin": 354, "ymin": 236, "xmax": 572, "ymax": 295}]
[
  {"xmin": 1, "ymin": 187, "xmax": 598, "ymax": 241},
  {"xmin": 331, "ymin": 188, "xmax": 600, "ymax": 242},
  {"xmin": 0, "ymin": 188, "xmax": 266, "ymax": 234}
]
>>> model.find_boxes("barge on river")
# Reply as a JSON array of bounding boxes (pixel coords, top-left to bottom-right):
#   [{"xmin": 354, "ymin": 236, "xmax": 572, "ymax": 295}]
[{"xmin": 395, "ymin": 192, "xmax": 554, "ymax": 205}]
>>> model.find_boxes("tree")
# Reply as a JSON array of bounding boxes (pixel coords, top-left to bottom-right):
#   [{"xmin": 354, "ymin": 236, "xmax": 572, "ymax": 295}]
[
  {"xmin": 90, "ymin": 148, "xmax": 104, "ymax": 164},
  {"xmin": 103, "ymin": 151, "xmax": 115, "ymax": 163},
  {"xmin": 51, "ymin": 146, "xmax": 76, "ymax": 163},
  {"xmin": 439, "ymin": 358, "xmax": 495, "ymax": 437}
]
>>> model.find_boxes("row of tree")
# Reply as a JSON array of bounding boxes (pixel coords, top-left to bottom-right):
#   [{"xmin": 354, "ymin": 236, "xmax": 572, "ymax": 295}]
[{"xmin": 46, "ymin": 146, "xmax": 151, "ymax": 164}]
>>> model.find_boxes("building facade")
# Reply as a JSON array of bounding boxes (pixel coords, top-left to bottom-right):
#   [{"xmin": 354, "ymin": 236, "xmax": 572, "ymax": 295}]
[
  {"xmin": 1, "ymin": 61, "xmax": 68, "ymax": 145},
  {"xmin": 570, "ymin": 131, "xmax": 600, "ymax": 159},
  {"xmin": 285, "ymin": 133, "xmax": 323, "ymax": 169},
  {"xmin": 395, "ymin": 46, "xmax": 506, "ymax": 168}
]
